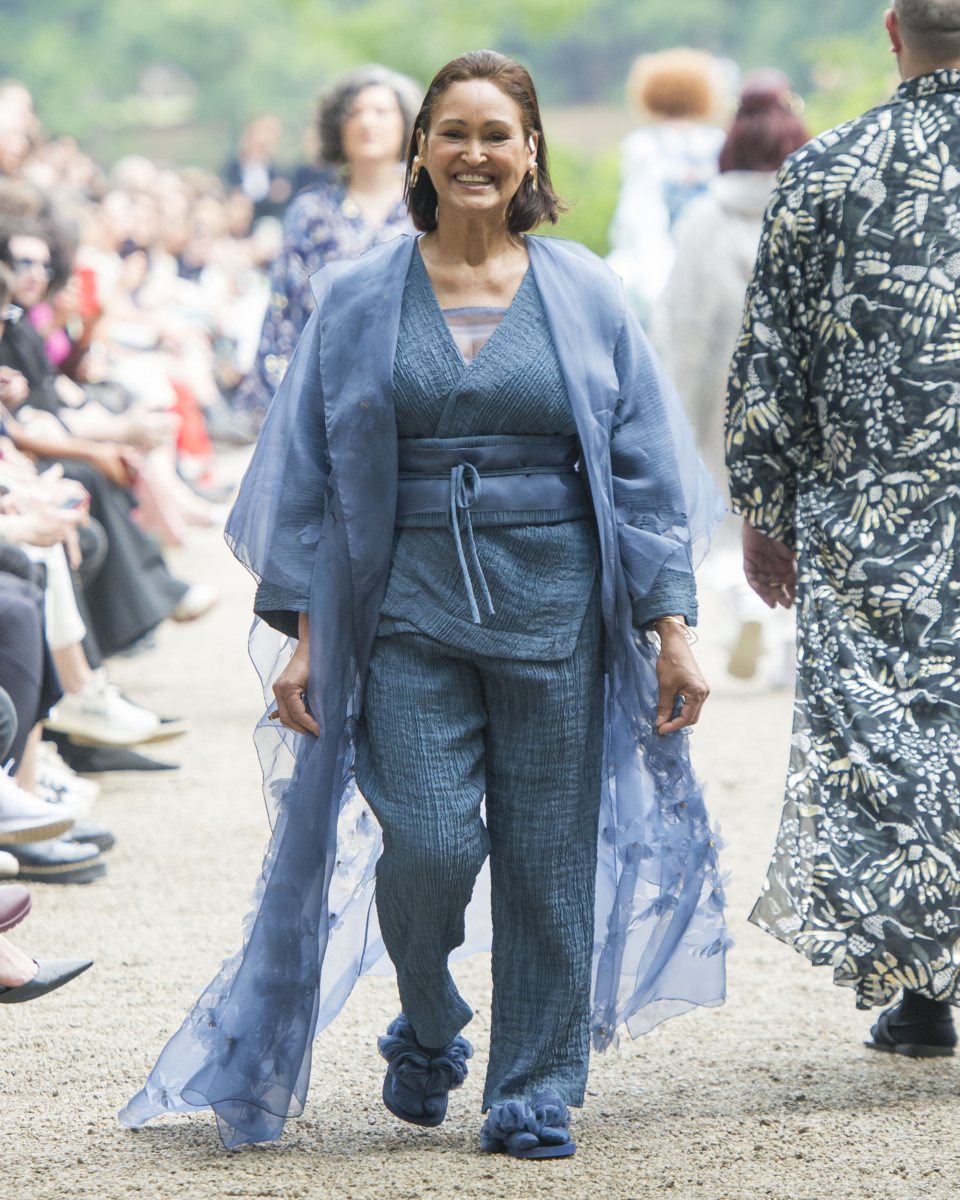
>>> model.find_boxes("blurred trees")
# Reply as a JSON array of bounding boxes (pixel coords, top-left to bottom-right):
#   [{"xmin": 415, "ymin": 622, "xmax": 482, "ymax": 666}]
[
  {"xmin": 1, "ymin": 0, "xmax": 895, "ymax": 144},
  {"xmin": 511, "ymin": 0, "xmax": 891, "ymax": 103},
  {"xmin": 0, "ymin": 0, "xmax": 592, "ymax": 144}
]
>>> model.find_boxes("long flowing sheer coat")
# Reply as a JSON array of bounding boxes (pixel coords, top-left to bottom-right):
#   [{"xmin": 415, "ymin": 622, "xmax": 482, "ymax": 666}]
[{"xmin": 121, "ymin": 233, "xmax": 728, "ymax": 1149}]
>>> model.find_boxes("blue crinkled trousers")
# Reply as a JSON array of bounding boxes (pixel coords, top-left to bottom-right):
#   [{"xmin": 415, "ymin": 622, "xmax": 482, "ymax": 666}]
[{"xmin": 354, "ymin": 594, "xmax": 604, "ymax": 1111}]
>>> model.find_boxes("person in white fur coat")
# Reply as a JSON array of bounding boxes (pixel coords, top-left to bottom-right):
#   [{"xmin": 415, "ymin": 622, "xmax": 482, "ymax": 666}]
[{"xmin": 652, "ymin": 71, "xmax": 809, "ymax": 681}]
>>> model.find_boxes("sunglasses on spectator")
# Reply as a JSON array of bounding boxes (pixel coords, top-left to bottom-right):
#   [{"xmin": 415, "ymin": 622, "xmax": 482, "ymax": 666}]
[
  {"xmin": 12, "ymin": 257, "xmax": 54, "ymax": 281},
  {"xmin": 0, "ymin": 304, "xmax": 22, "ymax": 324}
]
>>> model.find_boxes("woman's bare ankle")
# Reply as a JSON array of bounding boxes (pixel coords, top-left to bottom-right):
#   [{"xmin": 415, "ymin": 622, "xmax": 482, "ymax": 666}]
[{"xmin": 0, "ymin": 934, "xmax": 39, "ymax": 988}]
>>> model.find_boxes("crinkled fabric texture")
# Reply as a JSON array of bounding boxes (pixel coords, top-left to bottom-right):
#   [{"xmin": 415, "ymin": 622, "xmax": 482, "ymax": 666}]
[
  {"xmin": 355, "ymin": 592, "xmax": 604, "ymax": 1108},
  {"xmin": 378, "ymin": 244, "xmax": 695, "ymax": 654},
  {"xmin": 120, "ymin": 234, "xmax": 728, "ymax": 1148},
  {"xmin": 726, "ymin": 70, "xmax": 960, "ymax": 1009},
  {"xmin": 235, "ymin": 180, "xmax": 412, "ymax": 421},
  {"xmin": 379, "ymin": 247, "xmax": 598, "ymax": 658}
]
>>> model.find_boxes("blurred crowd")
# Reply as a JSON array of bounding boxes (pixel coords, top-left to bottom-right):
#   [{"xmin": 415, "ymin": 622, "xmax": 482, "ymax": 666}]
[{"xmin": 0, "ymin": 78, "xmax": 283, "ymax": 991}]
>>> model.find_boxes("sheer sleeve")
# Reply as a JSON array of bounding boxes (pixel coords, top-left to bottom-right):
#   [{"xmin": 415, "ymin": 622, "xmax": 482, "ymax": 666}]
[
  {"xmin": 609, "ymin": 309, "xmax": 724, "ymax": 607},
  {"xmin": 225, "ymin": 307, "xmax": 330, "ymax": 606}
]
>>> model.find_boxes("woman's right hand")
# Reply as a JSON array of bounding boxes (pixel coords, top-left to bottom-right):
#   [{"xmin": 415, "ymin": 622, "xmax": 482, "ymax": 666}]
[{"xmin": 272, "ymin": 619, "xmax": 320, "ymax": 736}]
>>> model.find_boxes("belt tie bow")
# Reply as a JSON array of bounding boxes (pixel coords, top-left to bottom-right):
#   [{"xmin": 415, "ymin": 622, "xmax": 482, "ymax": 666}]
[{"xmin": 448, "ymin": 463, "xmax": 495, "ymax": 625}]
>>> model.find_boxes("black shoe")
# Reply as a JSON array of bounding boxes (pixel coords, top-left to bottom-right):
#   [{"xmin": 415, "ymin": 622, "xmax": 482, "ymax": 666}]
[
  {"xmin": 42, "ymin": 730, "xmax": 178, "ymax": 774},
  {"xmin": 138, "ymin": 716, "xmax": 189, "ymax": 744},
  {"xmin": 0, "ymin": 959, "xmax": 93, "ymax": 1003},
  {"xmin": 0, "ymin": 838, "xmax": 106, "ymax": 884},
  {"xmin": 866, "ymin": 995, "xmax": 957, "ymax": 1058}
]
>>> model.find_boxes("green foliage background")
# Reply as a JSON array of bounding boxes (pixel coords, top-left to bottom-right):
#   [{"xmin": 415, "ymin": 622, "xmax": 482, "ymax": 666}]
[{"xmin": 0, "ymin": 0, "xmax": 900, "ymax": 253}]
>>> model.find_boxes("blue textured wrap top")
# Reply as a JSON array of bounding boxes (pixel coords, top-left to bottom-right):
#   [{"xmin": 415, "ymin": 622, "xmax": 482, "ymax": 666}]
[{"xmin": 256, "ymin": 245, "xmax": 695, "ymax": 654}]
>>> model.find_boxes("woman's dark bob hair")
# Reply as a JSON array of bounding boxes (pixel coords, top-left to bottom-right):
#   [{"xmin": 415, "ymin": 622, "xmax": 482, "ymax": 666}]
[
  {"xmin": 404, "ymin": 50, "xmax": 564, "ymax": 235},
  {"xmin": 318, "ymin": 65, "xmax": 422, "ymax": 166}
]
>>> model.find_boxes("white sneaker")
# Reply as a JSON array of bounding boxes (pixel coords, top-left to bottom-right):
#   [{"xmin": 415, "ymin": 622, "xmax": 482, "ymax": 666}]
[
  {"xmin": 172, "ymin": 584, "xmax": 219, "ymax": 622},
  {"xmin": 0, "ymin": 850, "xmax": 19, "ymax": 876},
  {"xmin": 35, "ymin": 741, "xmax": 100, "ymax": 818},
  {"xmin": 0, "ymin": 764, "xmax": 75, "ymax": 844},
  {"xmin": 45, "ymin": 669, "xmax": 162, "ymax": 746}
]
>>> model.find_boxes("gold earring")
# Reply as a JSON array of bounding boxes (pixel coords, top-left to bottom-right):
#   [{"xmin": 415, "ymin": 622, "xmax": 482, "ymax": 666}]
[
  {"xmin": 529, "ymin": 162, "xmax": 538, "ymax": 192},
  {"xmin": 411, "ymin": 130, "xmax": 425, "ymax": 187}
]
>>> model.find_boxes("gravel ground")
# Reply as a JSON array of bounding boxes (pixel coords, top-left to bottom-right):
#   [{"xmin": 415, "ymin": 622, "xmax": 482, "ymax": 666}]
[{"xmin": 3, "ymin": 468, "xmax": 960, "ymax": 1199}]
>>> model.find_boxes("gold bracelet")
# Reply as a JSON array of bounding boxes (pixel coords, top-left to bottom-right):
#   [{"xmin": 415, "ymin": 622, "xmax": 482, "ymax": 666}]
[{"xmin": 653, "ymin": 615, "xmax": 698, "ymax": 645}]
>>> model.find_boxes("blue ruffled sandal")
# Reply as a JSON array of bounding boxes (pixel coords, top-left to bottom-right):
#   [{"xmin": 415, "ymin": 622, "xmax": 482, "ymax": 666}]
[
  {"xmin": 377, "ymin": 1014, "xmax": 473, "ymax": 1128},
  {"xmin": 480, "ymin": 1089, "xmax": 576, "ymax": 1159}
]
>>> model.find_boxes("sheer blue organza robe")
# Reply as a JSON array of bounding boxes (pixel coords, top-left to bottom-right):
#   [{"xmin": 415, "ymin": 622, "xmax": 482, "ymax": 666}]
[{"xmin": 120, "ymin": 233, "xmax": 730, "ymax": 1149}]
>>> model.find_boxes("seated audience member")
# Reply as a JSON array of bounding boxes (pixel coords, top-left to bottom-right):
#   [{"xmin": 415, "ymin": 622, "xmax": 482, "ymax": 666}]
[{"xmin": 0, "ymin": 223, "xmax": 218, "ymax": 657}]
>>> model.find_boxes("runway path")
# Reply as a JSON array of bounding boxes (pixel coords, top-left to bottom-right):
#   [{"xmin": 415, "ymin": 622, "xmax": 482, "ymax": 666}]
[{"xmin": 4, "ymin": 461, "xmax": 959, "ymax": 1199}]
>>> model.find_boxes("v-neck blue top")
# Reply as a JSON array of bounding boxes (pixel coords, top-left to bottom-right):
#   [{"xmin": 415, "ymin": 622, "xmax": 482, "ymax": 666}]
[
  {"xmin": 252, "ymin": 246, "xmax": 696, "ymax": 647},
  {"xmin": 375, "ymin": 247, "xmax": 600, "ymax": 659}
]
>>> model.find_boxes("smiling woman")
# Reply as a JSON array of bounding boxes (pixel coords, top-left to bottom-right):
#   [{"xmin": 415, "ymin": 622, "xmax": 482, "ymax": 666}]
[
  {"xmin": 405, "ymin": 52, "xmax": 563, "ymax": 246},
  {"xmin": 122, "ymin": 48, "xmax": 728, "ymax": 1167}
]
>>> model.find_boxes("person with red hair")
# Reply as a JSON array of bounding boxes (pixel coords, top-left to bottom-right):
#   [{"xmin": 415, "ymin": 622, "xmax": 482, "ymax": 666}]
[
  {"xmin": 606, "ymin": 48, "xmax": 728, "ymax": 326},
  {"xmin": 653, "ymin": 70, "xmax": 809, "ymax": 683}
]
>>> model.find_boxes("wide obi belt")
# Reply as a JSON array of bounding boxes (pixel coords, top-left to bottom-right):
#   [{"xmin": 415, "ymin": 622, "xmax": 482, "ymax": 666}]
[{"xmin": 395, "ymin": 434, "xmax": 590, "ymax": 625}]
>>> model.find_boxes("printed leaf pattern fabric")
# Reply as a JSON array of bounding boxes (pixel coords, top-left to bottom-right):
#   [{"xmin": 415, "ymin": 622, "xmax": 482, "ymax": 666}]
[
  {"xmin": 726, "ymin": 71, "xmax": 960, "ymax": 1008},
  {"xmin": 235, "ymin": 181, "xmax": 412, "ymax": 420}
]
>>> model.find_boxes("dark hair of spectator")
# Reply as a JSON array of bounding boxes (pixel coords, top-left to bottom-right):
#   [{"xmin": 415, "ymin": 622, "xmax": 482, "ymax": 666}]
[
  {"xmin": 0, "ymin": 215, "xmax": 77, "ymax": 295},
  {"xmin": 0, "ymin": 262, "xmax": 13, "ymax": 310},
  {"xmin": 318, "ymin": 65, "xmax": 421, "ymax": 167},
  {"xmin": 404, "ymin": 50, "xmax": 564, "ymax": 235},
  {"xmin": 719, "ymin": 71, "xmax": 810, "ymax": 173}
]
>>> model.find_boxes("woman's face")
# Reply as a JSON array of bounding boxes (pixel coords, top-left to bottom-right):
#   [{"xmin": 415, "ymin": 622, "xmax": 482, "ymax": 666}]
[
  {"xmin": 341, "ymin": 85, "xmax": 406, "ymax": 167},
  {"xmin": 8, "ymin": 235, "xmax": 51, "ymax": 309},
  {"xmin": 423, "ymin": 80, "xmax": 537, "ymax": 226}
]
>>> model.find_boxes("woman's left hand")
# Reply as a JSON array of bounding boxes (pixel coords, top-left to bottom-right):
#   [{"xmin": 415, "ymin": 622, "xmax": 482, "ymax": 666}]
[{"xmin": 653, "ymin": 619, "xmax": 709, "ymax": 735}]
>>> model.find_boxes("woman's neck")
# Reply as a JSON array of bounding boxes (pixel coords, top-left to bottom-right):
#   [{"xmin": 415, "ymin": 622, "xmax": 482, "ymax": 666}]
[
  {"xmin": 428, "ymin": 210, "xmax": 523, "ymax": 269},
  {"xmin": 344, "ymin": 158, "xmax": 404, "ymax": 228},
  {"xmin": 347, "ymin": 158, "xmax": 403, "ymax": 198},
  {"xmin": 418, "ymin": 210, "xmax": 529, "ymax": 308}
]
